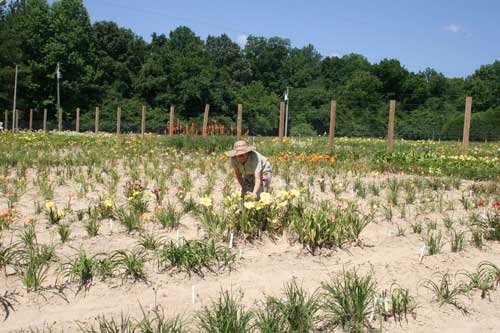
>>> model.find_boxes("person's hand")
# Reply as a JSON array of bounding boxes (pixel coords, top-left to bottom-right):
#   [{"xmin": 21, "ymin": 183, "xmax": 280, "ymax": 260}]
[{"xmin": 246, "ymin": 192, "xmax": 257, "ymax": 200}]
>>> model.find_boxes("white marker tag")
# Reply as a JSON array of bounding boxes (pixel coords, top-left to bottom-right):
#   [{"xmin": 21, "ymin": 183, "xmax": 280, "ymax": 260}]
[{"xmin": 419, "ymin": 244, "xmax": 427, "ymax": 262}]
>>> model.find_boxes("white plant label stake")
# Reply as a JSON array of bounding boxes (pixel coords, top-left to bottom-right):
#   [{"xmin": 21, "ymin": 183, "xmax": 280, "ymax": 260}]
[
  {"xmin": 229, "ymin": 232, "xmax": 234, "ymax": 249},
  {"xmin": 109, "ymin": 219, "xmax": 113, "ymax": 233},
  {"xmin": 419, "ymin": 244, "xmax": 427, "ymax": 262},
  {"xmin": 192, "ymin": 285, "xmax": 196, "ymax": 304}
]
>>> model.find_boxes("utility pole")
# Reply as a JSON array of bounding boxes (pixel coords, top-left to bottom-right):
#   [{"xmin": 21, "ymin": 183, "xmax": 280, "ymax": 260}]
[
  {"xmin": 284, "ymin": 87, "xmax": 289, "ymax": 137},
  {"xmin": 12, "ymin": 65, "xmax": 18, "ymax": 131},
  {"xmin": 56, "ymin": 62, "xmax": 61, "ymax": 117}
]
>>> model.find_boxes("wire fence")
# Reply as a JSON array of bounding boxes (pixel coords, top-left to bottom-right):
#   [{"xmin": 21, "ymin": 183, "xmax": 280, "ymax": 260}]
[{"xmin": 2, "ymin": 97, "xmax": 499, "ymax": 145}]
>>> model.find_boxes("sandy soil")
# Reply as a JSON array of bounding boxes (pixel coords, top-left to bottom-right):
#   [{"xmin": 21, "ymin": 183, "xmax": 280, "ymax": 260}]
[{"xmin": 1, "ymin": 165, "xmax": 499, "ymax": 332}]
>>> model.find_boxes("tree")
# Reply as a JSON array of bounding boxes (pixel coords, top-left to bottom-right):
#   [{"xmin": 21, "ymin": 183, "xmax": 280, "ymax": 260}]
[
  {"xmin": 372, "ymin": 58, "xmax": 409, "ymax": 99},
  {"xmin": 135, "ymin": 26, "xmax": 214, "ymax": 118},
  {"xmin": 93, "ymin": 21, "xmax": 147, "ymax": 99},
  {"xmin": 320, "ymin": 53, "xmax": 371, "ymax": 90},
  {"xmin": 206, "ymin": 33, "xmax": 251, "ymax": 88},
  {"xmin": 236, "ymin": 82, "xmax": 279, "ymax": 135},
  {"xmin": 244, "ymin": 36, "xmax": 290, "ymax": 92},
  {"xmin": 44, "ymin": 0, "xmax": 100, "ymax": 114},
  {"xmin": 285, "ymin": 44, "xmax": 321, "ymax": 88},
  {"xmin": 465, "ymin": 61, "xmax": 500, "ymax": 112}
]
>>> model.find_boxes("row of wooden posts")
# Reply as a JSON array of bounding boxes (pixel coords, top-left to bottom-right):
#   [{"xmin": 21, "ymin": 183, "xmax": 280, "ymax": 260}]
[
  {"xmin": 3, "ymin": 97, "xmax": 473, "ymax": 154},
  {"xmin": 4, "ymin": 103, "xmax": 245, "ymax": 139}
]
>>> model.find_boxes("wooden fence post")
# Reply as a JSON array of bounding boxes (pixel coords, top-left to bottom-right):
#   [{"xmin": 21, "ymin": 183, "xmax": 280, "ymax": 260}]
[
  {"xmin": 29, "ymin": 108, "xmax": 33, "ymax": 130},
  {"xmin": 76, "ymin": 108, "xmax": 80, "ymax": 132},
  {"xmin": 95, "ymin": 106, "xmax": 100, "ymax": 133},
  {"xmin": 141, "ymin": 105, "xmax": 146, "ymax": 136},
  {"xmin": 43, "ymin": 108, "xmax": 47, "ymax": 132},
  {"xmin": 462, "ymin": 96, "xmax": 472, "ymax": 154},
  {"xmin": 387, "ymin": 100, "xmax": 396, "ymax": 154},
  {"xmin": 236, "ymin": 104, "xmax": 243, "ymax": 140},
  {"xmin": 279, "ymin": 101, "xmax": 285, "ymax": 145},
  {"xmin": 4, "ymin": 110, "xmax": 8, "ymax": 131},
  {"xmin": 169, "ymin": 105, "xmax": 174, "ymax": 136},
  {"xmin": 116, "ymin": 107, "xmax": 121, "ymax": 134},
  {"xmin": 329, "ymin": 100, "xmax": 337, "ymax": 148},
  {"xmin": 202, "ymin": 104, "xmax": 210, "ymax": 136}
]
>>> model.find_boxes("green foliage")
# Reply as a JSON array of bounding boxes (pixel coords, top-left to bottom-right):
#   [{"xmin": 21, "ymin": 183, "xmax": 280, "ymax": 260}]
[
  {"xmin": 111, "ymin": 249, "xmax": 147, "ymax": 282},
  {"xmin": 196, "ymin": 290, "xmax": 253, "ymax": 333},
  {"xmin": 422, "ymin": 272, "xmax": 467, "ymax": 310},
  {"xmin": 0, "ymin": 0, "xmax": 499, "ymax": 138},
  {"xmin": 321, "ymin": 268, "xmax": 377, "ymax": 332},
  {"xmin": 159, "ymin": 239, "xmax": 235, "ymax": 277},
  {"xmin": 258, "ymin": 280, "xmax": 320, "ymax": 333},
  {"xmin": 290, "ymin": 122, "xmax": 316, "ymax": 136},
  {"xmin": 59, "ymin": 250, "xmax": 99, "ymax": 290}
]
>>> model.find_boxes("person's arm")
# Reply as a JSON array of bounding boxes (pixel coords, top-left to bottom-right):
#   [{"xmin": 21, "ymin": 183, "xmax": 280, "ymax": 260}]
[
  {"xmin": 234, "ymin": 168, "xmax": 245, "ymax": 197},
  {"xmin": 252, "ymin": 172, "xmax": 262, "ymax": 196}
]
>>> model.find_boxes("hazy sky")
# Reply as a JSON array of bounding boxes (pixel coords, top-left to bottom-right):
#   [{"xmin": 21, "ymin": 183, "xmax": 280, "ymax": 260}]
[{"xmin": 79, "ymin": 0, "xmax": 499, "ymax": 78}]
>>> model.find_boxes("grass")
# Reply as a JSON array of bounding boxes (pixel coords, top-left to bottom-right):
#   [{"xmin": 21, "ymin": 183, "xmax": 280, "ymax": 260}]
[
  {"xmin": 135, "ymin": 305, "xmax": 186, "ymax": 333},
  {"xmin": 78, "ymin": 312, "xmax": 135, "ymax": 333},
  {"xmin": 2, "ymin": 134, "xmax": 499, "ymax": 329},
  {"xmin": 411, "ymin": 222, "xmax": 423, "ymax": 234},
  {"xmin": 84, "ymin": 211, "xmax": 101, "ymax": 237},
  {"xmin": 422, "ymin": 272, "xmax": 467, "ymax": 311},
  {"xmin": 259, "ymin": 279, "xmax": 320, "ymax": 332},
  {"xmin": 0, "ymin": 290, "xmax": 17, "ymax": 321},
  {"xmin": 450, "ymin": 230, "xmax": 466, "ymax": 253},
  {"xmin": 388, "ymin": 285, "xmax": 417, "ymax": 322},
  {"xmin": 15, "ymin": 245, "xmax": 54, "ymax": 291},
  {"xmin": 20, "ymin": 222, "xmax": 37, "ymax": 248},
  {"xmin": 155, "ymin": 202, "xmax": 182, "ymax": 229},
  {"xmin": 321, "ymin": 268, "xmax": 376, "ymax": 332},
  {"xmin": 0, "ymin": 242, "xmax": 19, "ymax": 273},
  {"xmin": 57, "ymin": 223, "xmax": 71, "ymax": 243},
  {"xmin": 469, "ymin": 226, "xmax": 484, "ymax": 249},
  {"xmin": 59, "ymin": 250, "xmax": 99, "ymax": 291},
  {"xmin": 424, "ymin": 232, "xmax": 444, "ymax": 256},
  {"xmin": 116, "ymin": 207, "xmax": 142, "ymax": 233},
  {"xmin": 293, "ymin": 203, "xmax": 370, "ymax": 254},
  {"xmin": 196, "ymin": 290, "xmax": 253, "ymax": 333},
  {"xmin": 137, "ymin": 232, "xmax": 164, "ymax": 251},
  {"xmin": 159, "ymin": 239, "xmax": 235, "ymax": 277},
  {"xmin": 353, "ymin": 178, "xmax": 366, "ymax": 198},
  {"xmin": 111, "ymin": 250, "xmax": 147, "ymax": 282},
  {"xmin": 463, "ymin": 261, "xmax": 499, "ymax": 299},
  {"xmin": 484, "ymin": 210, "xmax": 500, "ymax": 241},
  {"xmin": 255, "ymin": 300, "xmax": 287, "ymax": 333}
]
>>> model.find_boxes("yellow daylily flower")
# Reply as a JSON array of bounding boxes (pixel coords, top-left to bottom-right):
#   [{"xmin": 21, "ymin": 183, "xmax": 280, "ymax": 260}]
[
  {"xmin": 199, "ymin": 196, "xmax": 212, "ymax": 207},
  {"xmin": 243, "ymin": 201, "xmax": 255, "ymax": 209}
]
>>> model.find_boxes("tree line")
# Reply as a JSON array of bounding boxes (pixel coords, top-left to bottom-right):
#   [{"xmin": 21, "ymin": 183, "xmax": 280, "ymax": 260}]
[{"xmin": 1, "ymin": 0, "xmax": 499, "ymax": 139}]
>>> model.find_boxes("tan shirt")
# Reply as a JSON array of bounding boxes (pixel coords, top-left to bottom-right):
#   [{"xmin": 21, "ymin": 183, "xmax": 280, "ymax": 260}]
[{"xmin": 231, "ymin": 151, "xmax": 272, "ymax": 176}]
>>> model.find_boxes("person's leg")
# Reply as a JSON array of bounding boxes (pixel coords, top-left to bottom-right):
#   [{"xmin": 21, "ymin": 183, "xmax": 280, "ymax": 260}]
[{"xmin": 243, "ymin": 175, "xmax": 255, "ymax": 195}]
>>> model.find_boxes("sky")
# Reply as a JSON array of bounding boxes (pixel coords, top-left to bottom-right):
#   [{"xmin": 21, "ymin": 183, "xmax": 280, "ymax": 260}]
[{"xmin": 79, "ymin": 0, "xmax": 500, "ymax": 78}]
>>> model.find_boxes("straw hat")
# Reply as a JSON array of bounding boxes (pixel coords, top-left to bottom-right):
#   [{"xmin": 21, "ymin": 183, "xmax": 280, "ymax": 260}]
[{"xmin": 225, "ymin": 140, "xmax": 256, "ymax": 157}]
